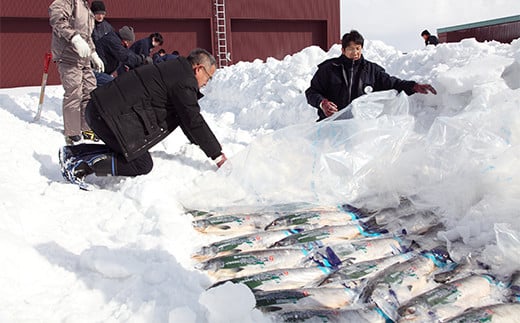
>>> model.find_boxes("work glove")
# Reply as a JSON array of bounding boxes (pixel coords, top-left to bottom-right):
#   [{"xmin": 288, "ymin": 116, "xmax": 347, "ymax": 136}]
[
  {"xmin": 71, "ymin": 34, "xmax": 91, "ymax": 58},
  {"xmin": 320, "ymin": 99, "xmax": 338, "ymax": 117},
  {"xmin": 90, "ymin": 52, "xmax": 105, "ymax": 73},
  {"xmin": 413, "ymin": 83, "xmax": 437, "ymax": 95},
  {"xmin": 214, "ymin": 153, "xmax": 227, "ymax": 168}
]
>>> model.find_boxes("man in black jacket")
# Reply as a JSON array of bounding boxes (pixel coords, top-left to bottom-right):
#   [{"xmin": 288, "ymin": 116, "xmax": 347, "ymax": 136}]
[
  {"xmin": 130, "ymin": 32, "xmax": 164, "ymax": 58},
  {"xmin": 306, "ymin": 30, "xmax": 436, "ymax": 121},
  {"xmin": 59, "ymin": 48, "xmax": 227, "ymax": 186},
  {"xmin": 94, "ymin": 26, "xmax": 148, "ymax": 86},
  {"xmin": 421, "ymin": 29, "xmax": 439, "ymax": 46},
  {"xmin": 90, "ymin": 1, "xmax": 113, "ymax": 42}
]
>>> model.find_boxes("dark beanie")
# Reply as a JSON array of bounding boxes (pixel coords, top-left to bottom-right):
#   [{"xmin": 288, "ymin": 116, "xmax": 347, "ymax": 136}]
[
  {"xmin": 91, "ymin": 1, "xmax": 106, "ymax": 14},
  {"xmin": 119, "ymin": 26, "xmax": 135, "ymax": 42}
]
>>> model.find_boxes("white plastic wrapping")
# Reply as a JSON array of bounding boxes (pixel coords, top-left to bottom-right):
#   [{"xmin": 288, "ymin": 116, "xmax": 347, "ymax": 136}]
[{"xmin": 186, "ymin": 91, "xmax": 415, "ymax": 207}]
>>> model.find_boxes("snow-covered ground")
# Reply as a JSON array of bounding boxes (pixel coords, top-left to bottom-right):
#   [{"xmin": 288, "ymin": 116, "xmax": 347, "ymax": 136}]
[{"xmin": 1, "ymin": 38, "xmax": 519, "ymax": 322}]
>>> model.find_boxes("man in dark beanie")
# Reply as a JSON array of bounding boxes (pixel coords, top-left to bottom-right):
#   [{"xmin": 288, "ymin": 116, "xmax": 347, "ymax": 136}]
[
  {"xmin": 91, "ymin": 1, "xmax": 105, "ymax": 14},
  {"xmin": 91, "ymin": 1, "xmax": 113, "ymax": 42}
]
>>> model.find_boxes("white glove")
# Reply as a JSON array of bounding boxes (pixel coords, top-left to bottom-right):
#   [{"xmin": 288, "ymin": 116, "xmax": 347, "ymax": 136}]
[
  {"xmin": 71, "ymin": 34, "xmax": 91, "ymax": 58},
  {"xmin": 91, "ymin": 52, "xmax": 105, "ymax": 73}
]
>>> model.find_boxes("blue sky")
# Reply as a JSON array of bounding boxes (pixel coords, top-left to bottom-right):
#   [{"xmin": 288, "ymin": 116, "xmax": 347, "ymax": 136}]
[{"xmin": 340, "ymin": 0, "xmax": 520, "ymax": 52}]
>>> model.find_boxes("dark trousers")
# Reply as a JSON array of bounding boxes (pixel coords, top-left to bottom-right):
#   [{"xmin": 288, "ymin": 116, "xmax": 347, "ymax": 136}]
[
  {"xmin": 85, "ymin": 102, "xmax": 153, "ymax": 176},
  {"xmin": 94, "ymin": 71, "xmax": 115, "ymax": 87}
]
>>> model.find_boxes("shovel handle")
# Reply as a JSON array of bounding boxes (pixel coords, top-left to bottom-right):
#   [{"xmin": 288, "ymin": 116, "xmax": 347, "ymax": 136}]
[
  {"xmin": 43, "ymin": 52, "xmax": 52, "ymax": 73},
  {"xmin": 33, "ymin": 52, "xmax": 52, "ymax": 122}
]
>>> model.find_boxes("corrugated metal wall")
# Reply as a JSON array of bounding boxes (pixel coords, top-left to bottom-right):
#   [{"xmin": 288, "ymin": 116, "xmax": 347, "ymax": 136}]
[
  {"xmin": 0, "ymin": 0, "xmax": 339, "ymax": 88},
  {"xmin": 1, "ymin": 17, "xmax": 53, "ymax": 87},
  {"xmin": 225, "ymin": 0, "xmax": 339, "ymax": 45},
  {"xmin": 230, "ymin": 20, "xmax": 327, "ymax": 62},
  {"xmin": 226, "ymin": 0, "xmax": 338, "ymax": 63}
]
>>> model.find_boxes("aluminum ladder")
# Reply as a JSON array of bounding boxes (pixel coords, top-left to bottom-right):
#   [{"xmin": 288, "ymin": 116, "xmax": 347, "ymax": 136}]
[{"xmin": 214, "ymin": 0, "xmax": 229, "ymax": 67}]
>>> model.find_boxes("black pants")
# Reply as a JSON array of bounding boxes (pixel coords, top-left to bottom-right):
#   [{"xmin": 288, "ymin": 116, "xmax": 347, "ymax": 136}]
[{"xmin": 85, "ymin": 102, "xmax": 153, "ymax": 176}]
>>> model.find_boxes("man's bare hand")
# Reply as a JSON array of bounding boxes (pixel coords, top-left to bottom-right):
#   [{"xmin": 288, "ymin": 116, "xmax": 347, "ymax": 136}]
[
  {"xmin": 413, "ymin": 83, "xmax": 437, "ymax": 95},
  {"xmin": 320, "ymin": 99, "xmax": 338, "ymax": 116}
]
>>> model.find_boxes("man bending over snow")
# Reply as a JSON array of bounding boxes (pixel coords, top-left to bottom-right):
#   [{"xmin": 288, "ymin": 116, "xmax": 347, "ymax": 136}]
[{"xmin": 59, "ymin": 48, "xmax": 227, "ymax": 187}]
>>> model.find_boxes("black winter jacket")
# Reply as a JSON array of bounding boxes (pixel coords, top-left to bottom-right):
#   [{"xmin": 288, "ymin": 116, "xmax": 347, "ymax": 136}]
[
  {"xmin": 305, "ymin": 54, "xmax": 417, "ymax": 121},
  {"xmin": 95, "ymin": 31, "xmax": 145, "ymax": 74},
  {"xmin": 92, "ymin": 20, "xmax": 114, "ymax": 43},
  {"xmin": 425, "ymin": 35, "xmax": 439, "ymax": 46},
  {"xmin": 90, "ymin": 57, "xmax": 222, "ymax": 162},
  {"xmin": 130, "ymin": 37, "xmax": 153, "ymax": 57}
]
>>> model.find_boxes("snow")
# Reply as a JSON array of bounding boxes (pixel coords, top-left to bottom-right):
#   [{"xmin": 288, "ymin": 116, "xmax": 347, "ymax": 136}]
[{"xmin": 1, "ymin": 38, "xmax": 520, "ymax": 322}]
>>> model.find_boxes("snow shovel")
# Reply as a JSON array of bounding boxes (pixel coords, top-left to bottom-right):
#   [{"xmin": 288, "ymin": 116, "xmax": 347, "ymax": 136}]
[{"xmin": 33, "ymin": 52, "xmax": 52, "ymax": 122}]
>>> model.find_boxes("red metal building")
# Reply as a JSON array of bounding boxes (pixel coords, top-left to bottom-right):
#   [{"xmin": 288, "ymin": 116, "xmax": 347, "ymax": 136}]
[
  {"xmin": 437, "ymin": 15, "xmax": 520, "ymax": 44},
  {"xmin": 0, "ymin": 0, "xmax": 339, "ymax": 88}
]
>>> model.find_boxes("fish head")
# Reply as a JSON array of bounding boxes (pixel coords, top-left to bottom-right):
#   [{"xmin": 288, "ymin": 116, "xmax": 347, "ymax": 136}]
[
  {"xmin": 185, "ymin": 209, "xmax": 213, "ymax": 217},
  {"xmin": 270, "ymin": 239, "xmax": 290, "ymax": 247},
  {"xmin": 192, "ymin": 219, "xmax": 211, "ymax": 231},
  {"xmin": 192, "ymin": 245, "xmax": 220, "ymax": 261},
  {"xmin": 198, "ymin": 257, "xmax": 225, "ymax": 272},
  {"xmin": 264, "ymin": 218, "xmax": 283, "ymax": 230}
]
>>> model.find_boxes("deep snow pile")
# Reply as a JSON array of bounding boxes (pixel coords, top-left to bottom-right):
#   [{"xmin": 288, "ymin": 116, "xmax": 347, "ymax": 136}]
[{"xmin": 0, "ymin": 37, "xmax": 519, "ymax": 322}]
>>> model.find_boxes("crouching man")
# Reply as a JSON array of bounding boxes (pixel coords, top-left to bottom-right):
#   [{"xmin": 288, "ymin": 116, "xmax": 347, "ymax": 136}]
[{"xmin": 59, "ymin": 48, "xmax": 227, "ymax": 186}]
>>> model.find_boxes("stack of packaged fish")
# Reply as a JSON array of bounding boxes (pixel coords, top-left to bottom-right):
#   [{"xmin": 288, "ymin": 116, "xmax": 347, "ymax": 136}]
[{"xmin": 189, "ymin": 199, "xmax": 520, "ymax": 322}]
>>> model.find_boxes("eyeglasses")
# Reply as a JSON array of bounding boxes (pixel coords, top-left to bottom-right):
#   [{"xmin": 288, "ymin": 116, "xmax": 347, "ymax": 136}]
[{"xmin": 200, "ymin": 65, "xmax": 213, "ymax": 81}]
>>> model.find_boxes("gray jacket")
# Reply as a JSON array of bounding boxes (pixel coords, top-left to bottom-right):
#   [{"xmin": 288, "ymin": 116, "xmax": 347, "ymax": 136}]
[{"xmin": 49, "ymin": 0, "xmax": 95, "ymax": 65}]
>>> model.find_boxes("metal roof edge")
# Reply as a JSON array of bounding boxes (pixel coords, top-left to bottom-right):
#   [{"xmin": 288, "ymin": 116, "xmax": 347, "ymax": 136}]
[{"xmin": 437, "ymin": 14, "xmax": 520, "ymax": 33}]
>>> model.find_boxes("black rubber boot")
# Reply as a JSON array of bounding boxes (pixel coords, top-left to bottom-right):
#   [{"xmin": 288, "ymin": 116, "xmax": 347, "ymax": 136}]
[
  {"xmin": 73, "ymin": 152, "xmax": 116, "ymax": 177},
  {"xmin": 59, "ymin": 144, "xmax": 118, "ymax": 188},
  {"xmin": 66, "ymin": 143, "xmax": 111, "ymax": 157},
  {"xmin": 89, "ymin": 153, "xmax": 116, "ymax": 176}
]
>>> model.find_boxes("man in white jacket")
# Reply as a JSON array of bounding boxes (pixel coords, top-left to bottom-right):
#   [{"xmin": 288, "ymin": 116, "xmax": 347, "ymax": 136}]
[{"xmin": 49, "ymin": 0, "xmax": 105, "ymax": 144}]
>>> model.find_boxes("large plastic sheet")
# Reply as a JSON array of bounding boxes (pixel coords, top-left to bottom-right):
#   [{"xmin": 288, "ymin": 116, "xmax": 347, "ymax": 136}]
[{"xmin": 185, "ymin": 90, "xmax": 415, "ymax": 207}]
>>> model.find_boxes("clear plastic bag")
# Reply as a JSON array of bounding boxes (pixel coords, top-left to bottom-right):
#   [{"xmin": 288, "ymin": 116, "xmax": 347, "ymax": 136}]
[{"xmin": 188, "ymin": 91, "xmax": 415, "ymax": 206}]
